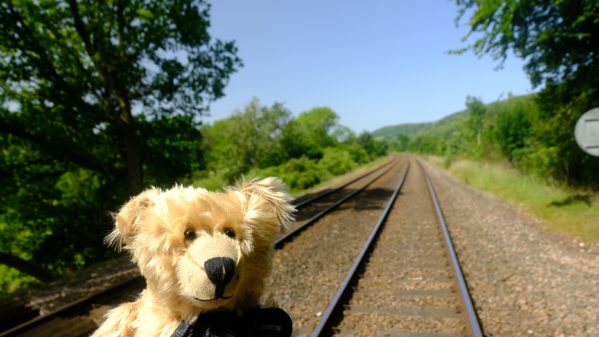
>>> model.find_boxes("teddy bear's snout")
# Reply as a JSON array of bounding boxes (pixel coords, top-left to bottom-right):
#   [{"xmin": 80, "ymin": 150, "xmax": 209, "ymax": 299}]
[{"xmin": 204, "ymin": 257, "xmax": 236, "ymax": 297}]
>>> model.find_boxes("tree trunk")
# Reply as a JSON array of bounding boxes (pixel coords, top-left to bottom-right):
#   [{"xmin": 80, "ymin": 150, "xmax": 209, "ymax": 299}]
[
  {"xmin": 115, "ymin": 79, "xmax": 143, "ymax": 196},
  {"xmin": 118, "ymin": 115, "xmax": 144, "ymax": 196},
  {"xmin": 69, "ymin": 0, "xmax": 144, "ymax": 196},
  {"xmin": 0, "ymin": 252, "xmax": 56, "ymax": 283}
]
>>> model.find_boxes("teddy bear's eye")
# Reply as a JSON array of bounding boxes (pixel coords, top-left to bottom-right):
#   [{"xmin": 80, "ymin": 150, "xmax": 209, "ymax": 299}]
[
  {"xmin": 184, "ymin": 229, "xmax": 196, "ymax": 241},
  {"xmin": 224, "ymin": 228, "xmax": 236, "ymax": 238}
]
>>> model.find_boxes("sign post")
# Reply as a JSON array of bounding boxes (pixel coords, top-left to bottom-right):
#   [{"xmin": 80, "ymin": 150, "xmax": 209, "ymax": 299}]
[
  {"xmin": 575, "ymin": 107, "xmax": 599, "ymax": 184},
  {"xmin": 575, "ymin": 107, "xmax": 599, "ymax": 157}
]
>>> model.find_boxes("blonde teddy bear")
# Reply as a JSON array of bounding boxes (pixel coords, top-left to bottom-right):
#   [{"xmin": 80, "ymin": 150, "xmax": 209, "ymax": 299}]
[{"xmin": 91, "ymin": 177, "xmax": 295, "ymax": 337}]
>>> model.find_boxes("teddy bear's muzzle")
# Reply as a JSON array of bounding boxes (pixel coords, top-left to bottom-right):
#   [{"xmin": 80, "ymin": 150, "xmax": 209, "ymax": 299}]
[{"xmin": 204, "ymin": 257, "xmax": 236, "ymax": 298}]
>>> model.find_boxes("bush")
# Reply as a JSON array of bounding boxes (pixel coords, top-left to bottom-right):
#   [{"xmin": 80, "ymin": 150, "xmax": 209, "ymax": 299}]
[
  {"xmin": 251, "ymin": 156, "xmax": 330, "ymax": 192},
  {"xmin": 0, "ymin": 266, "xmax": 39, "ymax": 298},
  {"xmin": 318, "ymin": 147, "xmax": 357, "ymax": 176},
  {"xmin": 342, "ymin": 143, "xmax": 371, "ymax": 164},
  {"xmin": 189, "ymin": 170, "xmax": 231, "ymax": 191},
  {"xmin": 517, "ymin": 146, "xmax": 561, "ymax": 179},
  {"xmin": 494, "ymin": 104, "xmax": 533, "ymax": 161}
]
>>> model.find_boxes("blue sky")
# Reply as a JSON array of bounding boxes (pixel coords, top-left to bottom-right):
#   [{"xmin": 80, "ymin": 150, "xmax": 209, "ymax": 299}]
[{"xmin": 205, "ymin": 1, "xmax": 535, "ymax": 133}]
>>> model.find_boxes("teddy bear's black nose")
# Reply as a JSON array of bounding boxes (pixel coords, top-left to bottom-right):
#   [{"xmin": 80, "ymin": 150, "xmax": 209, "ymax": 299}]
[{"xmin": 204, "ymin": 257, "xmax": 236, "ymax": 289}]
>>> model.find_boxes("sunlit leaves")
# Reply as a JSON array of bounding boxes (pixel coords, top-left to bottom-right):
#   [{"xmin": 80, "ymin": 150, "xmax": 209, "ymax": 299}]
[
  {"xmin": 453, "ymin": 0, "xmax": 599, "ymax": 186},
  {"xmin": 455, "ymin": 0, "xmax": 599, "ymax": 87},
  {"xmin": 0, "ymin": 0, "xmax": 240, "ymax": 289}
]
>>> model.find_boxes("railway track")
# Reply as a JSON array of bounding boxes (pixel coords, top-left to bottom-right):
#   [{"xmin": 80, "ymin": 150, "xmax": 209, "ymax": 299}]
[
  {"xmin": 3, "ymin": 155, "xmax": 482, "ymax": 337},
  {"xmin": 1, "ymin": 155, "xmax": 400, "ymax": 337},
  {"xmin": 302, "ymin": 159, "xmax": 483, "ymax": 337}
]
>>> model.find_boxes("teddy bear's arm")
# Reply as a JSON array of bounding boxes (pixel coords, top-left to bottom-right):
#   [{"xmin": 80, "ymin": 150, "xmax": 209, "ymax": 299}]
[{"xmin": 90, "ymin": 302, "xmax": 138, "ymax": 337}]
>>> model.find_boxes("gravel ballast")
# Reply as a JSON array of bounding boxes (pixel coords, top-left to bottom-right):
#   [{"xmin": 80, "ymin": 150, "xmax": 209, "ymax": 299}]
[
  {"xmin": 264, "ymin": 159, "xmax": 406, "ymax": 336},
  {"xmin": 421, "ymin": 159, "xmax": 599, "ymax": 337},
  {"xmin": 333, "ymin": 161, "xmax": 469, "ymax": 336},
  {"xmin": 7, "ymin": 155, "xmax": 598, "ymax": 337}
]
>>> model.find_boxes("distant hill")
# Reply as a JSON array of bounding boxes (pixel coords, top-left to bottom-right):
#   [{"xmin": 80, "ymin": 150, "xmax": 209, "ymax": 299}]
[
  {"xmin": 371, "ymin": 122, "xmax": 431, "ymax": 140},
  {"xmin": 372, "ymin": 94, "xmax": 537, "ymax": 142},
  {"xmin": 372, "ymin": 94, "xmax": 540, "ymax": 160},
  {"xmin": 372, "ymin": 109, "xmax": 466, "ymax": 141}
]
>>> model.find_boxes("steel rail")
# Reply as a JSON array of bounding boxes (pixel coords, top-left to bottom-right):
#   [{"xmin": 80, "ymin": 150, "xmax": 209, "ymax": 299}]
[
  {"xmin": 0, "ymin": 277, "xmax": 143, "ymax": 337},
  {"xmin": 310, "ymin": 162, "xmax": 410, "ymax": 337},
  {"xmin": 293, "ymin": 156, "xmax": 397, "ymax": 209},
  {"xmin": 1, "ymin": 157, "xmax": 398, "ymax": 337},
  {"xmin": 420, "ymin": 160, "xmax": 484, "ymax": 337},
  {"xmin": 275, "ymin": 158, "xmax": 401, "ymax": 249}
]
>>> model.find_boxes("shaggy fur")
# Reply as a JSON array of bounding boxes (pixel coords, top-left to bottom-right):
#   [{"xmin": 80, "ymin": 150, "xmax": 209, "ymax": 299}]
[{"xmin": 91, "ymin": 177, "xmax": 295, "ymax": 337}]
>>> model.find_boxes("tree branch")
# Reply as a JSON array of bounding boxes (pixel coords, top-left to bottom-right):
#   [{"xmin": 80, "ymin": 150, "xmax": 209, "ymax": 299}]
[
  {"xmin": 0, "ymin": 115, "xmax": 112, "ymax": 175},
  {"xmin": 68, "ymin": 0, "xmax": 131, "ymax": 115},
  {"xmin": 0, "ymin": 252, "xmax": 56, "ymax": 283},
  {"xmin": 7, "ymin": 4, "xmax": 109, "ymax": 123}
]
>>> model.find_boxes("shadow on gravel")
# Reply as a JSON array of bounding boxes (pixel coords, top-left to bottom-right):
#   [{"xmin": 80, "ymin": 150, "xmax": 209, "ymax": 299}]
[
  {"xmin": 293, "ymin": 188, "xmax": 343, "ymax": 223},
  {"xmin": 293, "ymin": 189, "xmax": 334, "ymax": 205},
  {"xmin": 340, "ymin": 187, "xmax": 395, "ymax": 212}
]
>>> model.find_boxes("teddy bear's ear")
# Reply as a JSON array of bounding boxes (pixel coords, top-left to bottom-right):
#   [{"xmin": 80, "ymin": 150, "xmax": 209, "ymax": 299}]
[
  {"xmin": 105, "ymin": 188, "xmax": 161, "ymax": 250},
  {"xmin": 237, "ymin": 177, "xmax": 295, "ymax": 230}
]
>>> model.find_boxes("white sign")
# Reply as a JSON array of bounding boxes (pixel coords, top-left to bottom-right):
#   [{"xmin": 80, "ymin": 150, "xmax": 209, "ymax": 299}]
[{"xmin": 575, "ymin": 107, "xmax": 599, "ymax": 157}]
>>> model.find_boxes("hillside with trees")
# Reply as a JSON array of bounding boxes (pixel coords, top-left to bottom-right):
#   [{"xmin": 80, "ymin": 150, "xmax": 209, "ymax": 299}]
[
  {"xmin": 377, "ymin": 0, "xmax": 598, "ymax": 189},
  {"xmin": 377, "ymin": 92, "xmax": 598, "ymax": 188},
  {"xmin": 450, "ymin": 0, "xmax": 598, "ymax": 187},
  {"xmin": 195, "ymin": 98, "xmax": 387, "ymax": 193},
  {"xmin": 371, "ymin": 123, "xmax": 432, "ymax": 141}
]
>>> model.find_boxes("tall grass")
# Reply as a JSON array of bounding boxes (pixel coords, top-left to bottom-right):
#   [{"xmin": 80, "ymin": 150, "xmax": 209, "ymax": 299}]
[{"xmin": 444, "ymin": 159, "xmax": 599, "ymax": 243}]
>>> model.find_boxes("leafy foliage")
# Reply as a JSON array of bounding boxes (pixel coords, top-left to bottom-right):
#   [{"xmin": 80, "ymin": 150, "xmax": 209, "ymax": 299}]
[
  {"xmin": 1, "ymin": 90, "xmax": 386, "ymax": 295},
  {"xmin": 452, "ymin": 0, "xmax": 599, "ymax": 186},
  {"xmin": 281, "ymin": 107, "xmax": 341, "ymax": 159},
  {"xmin": 454, "ymin": 0, "xmax": 598, "ymax": 88},
  {"xmin": 198, "ymin": 99, "xmax": 387, "ymax": 193},
  {"xmin": 494, "ymin": 100, "xmax": 534, "ymax": 161},
  {"xmin": 379, "ymin": 92, "xmax": 597, "ymax": 187},
  {"xmin": 0, "ymin": 0, "xmax": 241, "ymax": 293},
  {"xmin": 371, "ymin": 123, "xmax": 433, "ymax": 140},
  {"xmin": 201, "ymin": 99, "xmax": 291, "ymax": 178},
  {"xmin": 252, "ymin": 156, "xmax": 328, "ymax": 192}
]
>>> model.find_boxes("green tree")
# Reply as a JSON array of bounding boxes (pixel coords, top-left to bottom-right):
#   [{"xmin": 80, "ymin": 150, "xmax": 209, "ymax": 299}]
[
  {"xmin": 282, "ymin": 107, "xmax": 340, "ymax": 159},
  {"xmin": 465, "ymin": 96, "xmax": 486, "ymax": 146},
  {"xmin": 454, "ymin": 0, "xmax": 599, "ymax": 185},
  {"xmin": 202, "ymin": 99, "xmax": 291, "ymax": 178},
  {"xmin": 0, "ymin": 0, "xmax": 241, "ymax": 285},
  {"xmin": 356, "ymin": 132, "xmax": 388, "ymax": 158},
  {"xmin": 495, "ymin": 104, "xmax": 533, "ymax": 161},
  {"xmin": 454, "ymin": 0, "xmax": 598, "ymax": 87},
  {"xmin": 393, "ymin": 134, "xmax": 411, "ymax": 152}
]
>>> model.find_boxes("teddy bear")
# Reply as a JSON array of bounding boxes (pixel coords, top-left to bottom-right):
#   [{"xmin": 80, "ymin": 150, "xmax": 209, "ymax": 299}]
[{"xmin": 91, "ymin": 177, "xmax": 295, "ymax": 337}]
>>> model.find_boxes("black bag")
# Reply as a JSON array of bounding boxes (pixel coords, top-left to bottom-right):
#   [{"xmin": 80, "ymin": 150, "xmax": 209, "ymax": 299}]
[{"xmin": 172, "ymin": 307, "xmax": 292, "ymax": 337}]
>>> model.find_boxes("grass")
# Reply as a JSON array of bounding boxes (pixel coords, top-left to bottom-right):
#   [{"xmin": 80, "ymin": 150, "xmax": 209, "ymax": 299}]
[{"xmin": 436, "ymin": 158, "xmax": 599, "ymax": 243}]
